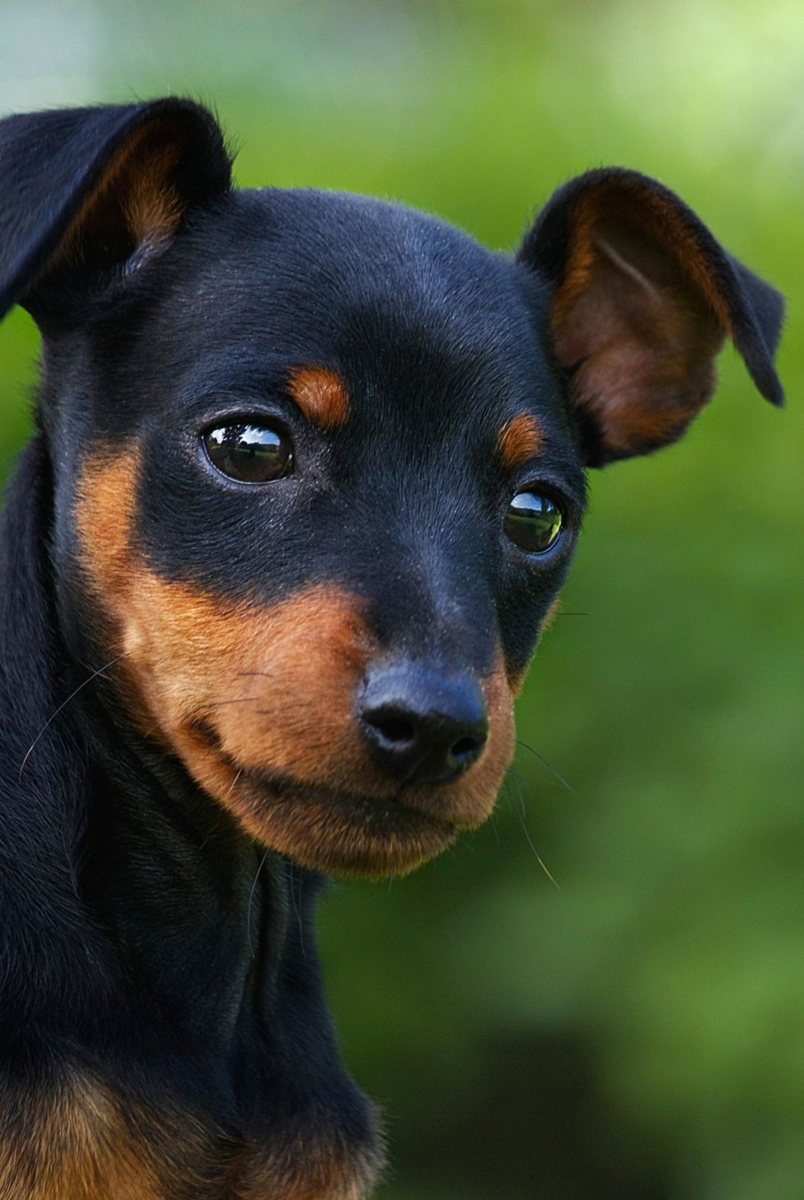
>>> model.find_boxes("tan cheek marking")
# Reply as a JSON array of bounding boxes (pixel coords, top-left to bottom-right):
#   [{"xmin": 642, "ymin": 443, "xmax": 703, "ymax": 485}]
[
  {"xmin": 288, "ymin": 366, "xmax": 349, "ymax": 429},
  {"xmin": 497, "ymin": 412, "xmax": 544, "ymax": 470},
  {"xmin": 74, "ymin": 449, "xmax": 393, "ymax": 799}
]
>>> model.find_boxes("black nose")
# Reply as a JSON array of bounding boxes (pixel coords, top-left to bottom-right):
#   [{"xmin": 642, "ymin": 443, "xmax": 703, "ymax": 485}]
[{"xmin": 359, "ymin": 664, "xmax": 489, "ymax": 786}]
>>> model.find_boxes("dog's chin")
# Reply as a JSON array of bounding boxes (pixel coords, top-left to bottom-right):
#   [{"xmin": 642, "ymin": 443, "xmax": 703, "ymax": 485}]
[{"xmin": 223, "ymin": 771, "xmax": 460, "ymax": 879}]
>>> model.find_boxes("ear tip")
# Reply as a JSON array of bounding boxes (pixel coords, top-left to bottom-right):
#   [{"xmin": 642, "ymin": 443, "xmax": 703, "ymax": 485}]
[
  {"xmin": 745, "ymin": 340, "xmax": 784, "ymax": 406},
  {"xmin": 761, "ymin": 373, "xmax": 785, "ymax": 408},
  {"xmin": 728, "ymin": 261, "xmax": 785, "ymax": 406},
  {"xmin": 135, "ymin": 95, "xmax": 233, "ymax": 188}
]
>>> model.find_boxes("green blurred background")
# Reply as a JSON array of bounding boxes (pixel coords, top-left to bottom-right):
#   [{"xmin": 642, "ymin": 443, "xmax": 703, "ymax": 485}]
[{"xmin": 1, "ymin": 2, "xmax": 802, "ymax": 1196}]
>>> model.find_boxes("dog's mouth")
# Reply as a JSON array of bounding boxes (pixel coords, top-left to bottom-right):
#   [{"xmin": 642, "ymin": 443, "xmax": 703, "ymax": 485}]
[
  {"xmin": 212, "ymin": 758, "xmax": 461, "ymax": 879},
  {"xmin": 158, "ymin": 682, "xmax": 513, "ymax": 879}
]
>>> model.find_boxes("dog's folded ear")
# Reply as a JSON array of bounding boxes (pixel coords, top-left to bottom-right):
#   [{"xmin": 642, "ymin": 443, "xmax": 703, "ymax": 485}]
[
  {"xmin": 518, "ymin": 169, "xmax": 784, "ymax": 466},
  {"xmin": 0, "ymin": 98, "xmax": 231, "ymax": 327}
]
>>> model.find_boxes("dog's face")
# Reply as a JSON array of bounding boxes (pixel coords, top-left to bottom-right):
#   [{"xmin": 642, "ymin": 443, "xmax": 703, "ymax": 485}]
[
  {"xmin": 0, "ymin": 100, "xmax": 783, "ymax": 878},
  {"xmin": 58, "ymin": 189, "xmax": 583, "ymax": 878}
]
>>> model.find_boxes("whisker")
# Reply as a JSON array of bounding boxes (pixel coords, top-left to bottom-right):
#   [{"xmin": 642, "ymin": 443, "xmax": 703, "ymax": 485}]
[
  {"xmin": 19, "ymin": 652, "xmax": 129, "ymax": 781},
  {"xmin": 505, "ymin": 770, "xmax": 560, "ymax": 890},
  {"xmin": 505, "ymin": 765, "xmax": 528, "ymax": 788},
  {"xmin": 213, "ymin": 698, "xmax": 260, "ymax": 706},
  {"xmin": 237, "ymin": 671, "xmax": 274, "ymax": 679},
  {"xmin": 224, "ymin": 768, "xmax": 243, "ymax": 800},
  {"xmin": 288, "ymin": 865, "xmax": 306, "ymax": 959},
  {"xmin": 489, "ymin": 811, "xmax": 500, "ymax": 847},
  {"xmin": 247, "ymin": 850, "xmax": 268, "ymax": 957},
  {"xmin": 515, "ymin": 738, "xmax": 575, "ymax": 794}
]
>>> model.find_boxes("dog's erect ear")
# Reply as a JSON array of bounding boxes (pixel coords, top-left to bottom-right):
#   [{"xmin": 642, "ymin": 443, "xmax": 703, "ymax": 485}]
[
  {"xmin": 518, "ymin": 169, "xmax": 784, "ymax": 466},
  {"xmin": 0, "ymin": 98, "xmax": 231, "ymax": 326}
]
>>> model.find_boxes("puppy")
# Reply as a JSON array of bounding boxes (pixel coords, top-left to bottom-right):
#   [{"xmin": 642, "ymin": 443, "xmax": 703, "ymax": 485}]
[{"xmin": 0, "ymin": 98, "xmax": 783, "ymax": 1198}]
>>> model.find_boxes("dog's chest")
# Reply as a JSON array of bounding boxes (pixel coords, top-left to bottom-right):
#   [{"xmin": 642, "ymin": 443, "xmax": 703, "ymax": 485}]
[
  {"xmin": 226, "ymin": 1133, "xmax": 380, "ymax": 1200},
  {"xmin": 171, "ymin": 1118, "xmax": 381, "ymax": 1200},
  {"xmin": 145, "ymin": 1091, "xmax": 383, "ymax": 1200},
  {"xmin": 215, "ymin": 1102, "xmax": 384, "ymax": 1200},
  {"xmin": 2, "ymin": 1068, "xmax": 382, "ymax": 1200}
]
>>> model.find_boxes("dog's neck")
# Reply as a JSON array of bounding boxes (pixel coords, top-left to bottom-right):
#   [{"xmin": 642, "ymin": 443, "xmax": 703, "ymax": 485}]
[{"xmin": 80, "ymin": 730, "xmax": 319, "ymax": 1061}]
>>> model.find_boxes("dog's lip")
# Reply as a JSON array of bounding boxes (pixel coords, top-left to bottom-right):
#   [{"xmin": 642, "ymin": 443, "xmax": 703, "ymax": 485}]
[{"xmin": 238, "ymin": 765, "xmax": 461, "ymax": 831}]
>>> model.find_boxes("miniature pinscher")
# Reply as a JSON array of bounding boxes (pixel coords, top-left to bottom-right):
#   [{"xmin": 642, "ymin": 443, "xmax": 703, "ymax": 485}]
[{"xmin": 0, "ymin": 98, "xmax": 784, "ymax": 1198}]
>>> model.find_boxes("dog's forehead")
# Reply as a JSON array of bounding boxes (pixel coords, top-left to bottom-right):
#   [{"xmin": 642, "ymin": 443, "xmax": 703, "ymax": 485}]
[
  {"xmin": 203, "ymin": 186, "xmax": 525, "ymax": 320},
  {"xmin": 142, "ymin": 187, "xmax": 558, "ymax": 425}
]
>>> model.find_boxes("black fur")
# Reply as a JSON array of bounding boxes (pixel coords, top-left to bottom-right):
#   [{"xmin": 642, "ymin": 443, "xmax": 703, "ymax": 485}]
[{"xmin": 0, "ymin": 99, "xmax": 784, "ymax": 1197}]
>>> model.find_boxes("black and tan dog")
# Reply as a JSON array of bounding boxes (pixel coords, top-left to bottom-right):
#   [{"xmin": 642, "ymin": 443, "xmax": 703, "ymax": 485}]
[{"xmin": 0, "ymin": 98, "xmax": 783, "ymax": 1198}]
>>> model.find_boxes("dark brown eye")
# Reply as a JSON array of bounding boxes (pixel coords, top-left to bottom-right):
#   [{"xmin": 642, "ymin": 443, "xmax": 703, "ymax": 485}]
[
  {"xmin": 504, "ymin": 491, "xmax": 563, "ymax": 553},
  {"xmin": 203, "ymin": 422, "xmax": 293, "ymax": 483}
]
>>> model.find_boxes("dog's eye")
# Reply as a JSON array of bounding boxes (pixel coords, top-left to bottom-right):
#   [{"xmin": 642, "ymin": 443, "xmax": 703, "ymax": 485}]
[
  {"xmin": 203, "ymin": 422, "xmax": 293, "ymax": 483},
  {"xmin": 504, "ymin": 491, "xmax": 563, "ymax": 553}
]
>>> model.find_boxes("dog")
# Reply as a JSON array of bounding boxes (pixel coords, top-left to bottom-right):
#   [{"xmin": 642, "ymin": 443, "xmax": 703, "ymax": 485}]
[{"xmin": 0, "ymin": 97, "xmax": 783, "ymax": 1199}]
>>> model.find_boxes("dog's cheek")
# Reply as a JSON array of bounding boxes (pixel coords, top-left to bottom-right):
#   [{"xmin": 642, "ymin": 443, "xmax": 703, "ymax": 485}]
[
  {"xmin": 137, "ymin": 579, "xmax": 391, "ymax": 802},
  {"xmin": 72, "ymin": 449, "xmax": 387, "ymax": 796},
  {"xmin": 207, "ymin": 591, "xmax": 382, "ymax": 789}
]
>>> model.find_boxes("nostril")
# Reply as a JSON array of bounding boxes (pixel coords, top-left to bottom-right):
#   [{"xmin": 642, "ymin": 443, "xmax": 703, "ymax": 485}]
[
  {"xmin": 368, "ymin": 713, "xmax": 416, "ymax": 747},
  {"xmin": 448, "ymin": 728, "xmax": 488, "ymax": 771},
  {"xmin": 451, "ymin": 734, "xmax": 483, "ymax": 760}
]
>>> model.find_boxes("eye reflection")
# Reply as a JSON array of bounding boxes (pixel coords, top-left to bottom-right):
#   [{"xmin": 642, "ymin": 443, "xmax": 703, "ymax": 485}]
[
  {"xmin": 504, "ymin": 491, "xmax": 563, "ymax": 554},
  {"xmin": 203, "ymin": 422, "xmax": 293, "ymax": 484}
]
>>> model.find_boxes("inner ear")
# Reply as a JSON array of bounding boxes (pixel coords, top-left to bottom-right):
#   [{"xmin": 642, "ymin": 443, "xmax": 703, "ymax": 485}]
[
  {"xmin": 53, "ymin": 115, "xmax": 196, "ymax": 281},
  {"xmin": 0, "ymin": 99, "xmax": 231, "ymax": 324},
  {"xmin": 550, "ymin": 186, "xmax": 728, "ymax": 465}
]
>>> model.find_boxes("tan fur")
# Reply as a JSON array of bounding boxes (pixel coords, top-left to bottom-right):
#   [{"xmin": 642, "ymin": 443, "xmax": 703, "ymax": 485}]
[
  {"xmin": 539, "ymin": 594, "xmax": 561, "ymax": 638},
  {"xmin": 73, "ymin": 448, "xmax": 516, "ymax": 880},
  {"xmin": 287, "ymin": 367, "xmax": 350, "ymax": 429},
  {"xmin": 230, "ymin": 1132, "xmax": 382, "ymax": 1200},
  {"xmin": 0, "ymin": 1067, "xmax": 382, "ymax": 1199},
  {"xmin": 53, "ymin": 117, "xmax": 189, "ymax": 273},
  {"xmin": 0, "ymin": 1071, "xmax": 190, "ymax": 1200},
  {"xmin": 497, "ymin": 412, "xmax": 543, "ymax": 470}
]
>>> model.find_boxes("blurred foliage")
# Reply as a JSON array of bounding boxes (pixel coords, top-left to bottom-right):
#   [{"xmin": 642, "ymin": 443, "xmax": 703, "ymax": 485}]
[{"xmin": 1, "ymin": 2, "xmax": 803, "ymax": 1197}]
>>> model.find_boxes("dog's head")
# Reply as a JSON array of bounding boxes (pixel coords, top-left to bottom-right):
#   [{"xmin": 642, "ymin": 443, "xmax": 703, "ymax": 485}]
[{"xmin": 0, "ymin": 100, "xmax": 783, "ymax": 878}]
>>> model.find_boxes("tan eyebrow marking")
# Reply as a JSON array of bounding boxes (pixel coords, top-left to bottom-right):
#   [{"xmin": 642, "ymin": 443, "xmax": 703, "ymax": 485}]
[
  {"xmin": 497, "ymin": 412, "xmax": 544, "ymax": 470},
  {"xmin": 287, "ymin": 366, "xmax": 349, "ymax": 429}
]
